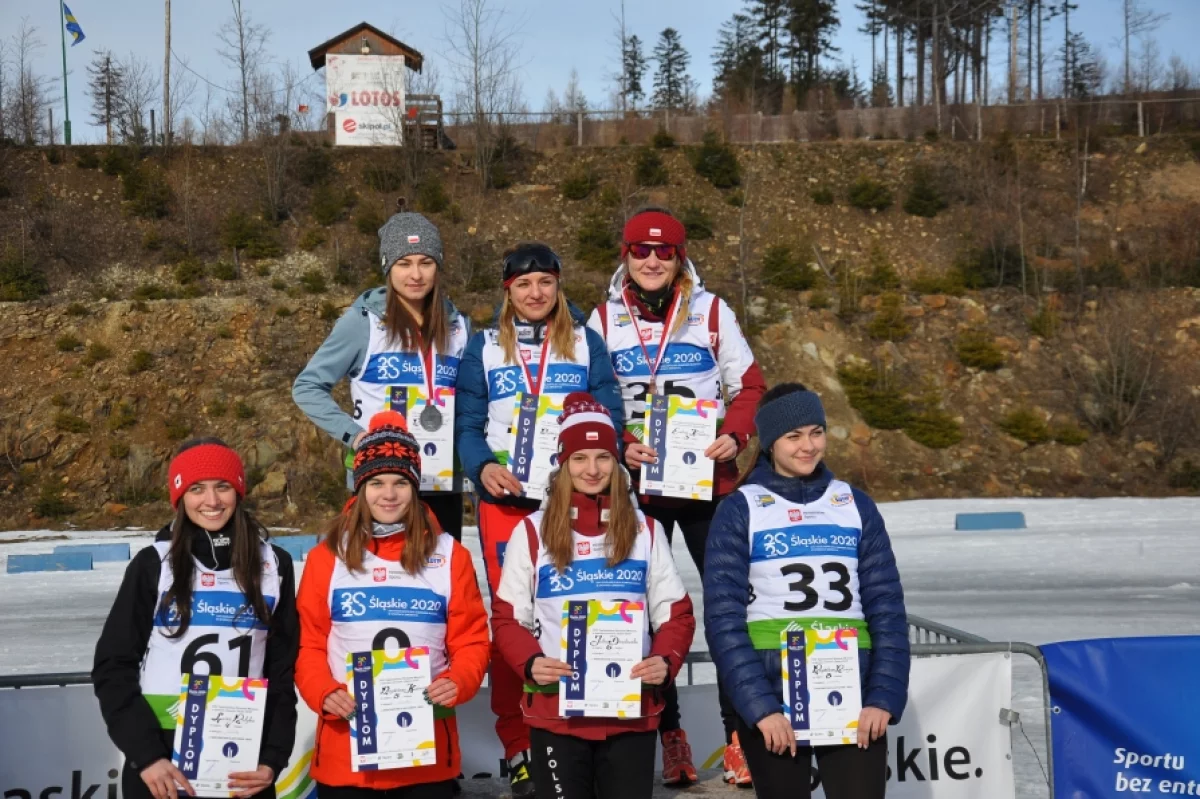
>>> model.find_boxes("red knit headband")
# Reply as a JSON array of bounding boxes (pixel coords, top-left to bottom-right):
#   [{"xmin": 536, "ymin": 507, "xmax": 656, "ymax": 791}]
[{"xmin": 167, "ymin": 443, "xmax": 247, "ymax": 507}]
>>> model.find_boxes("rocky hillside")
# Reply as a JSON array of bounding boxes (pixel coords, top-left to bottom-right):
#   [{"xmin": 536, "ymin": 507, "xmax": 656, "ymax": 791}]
[{"xmin": 1, "ymin": 135, "xmax": 1198, "ymax": 530}]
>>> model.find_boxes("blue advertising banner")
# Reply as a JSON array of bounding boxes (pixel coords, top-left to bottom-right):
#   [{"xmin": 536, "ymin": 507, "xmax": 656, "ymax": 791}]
[{"xmin": 1043, "ymin": 637, "xmax": 1200, "ymax": 799}]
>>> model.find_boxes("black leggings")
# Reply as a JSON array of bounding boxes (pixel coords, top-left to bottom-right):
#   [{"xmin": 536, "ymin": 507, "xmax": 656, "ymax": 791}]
[
  {"xmin": 528, "ymin": 728, "xmax": 657, "ymax": 799},
  {"xmin": 639, "ymin": 497, "xmax": 737, "ymax": 742},
  {"xmin": 736, "ymin": 717, "xmax": 888, "ymax": 799},
  {"xmin": 422, "ymin": 492, "xmax": 463, "ymax": 541},
  {"xmin": 121, "ymin": 762, "xmax": 277, "ymax": 799},
  {"xmin": 316, "ymin": 782, "xmax": 454, "ymax": 799}
]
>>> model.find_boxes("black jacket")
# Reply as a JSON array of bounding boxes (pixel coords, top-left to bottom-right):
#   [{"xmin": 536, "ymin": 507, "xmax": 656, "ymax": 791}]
[{"xmin": 92, "ymin": 524, "xmax": 299, "ymax": 776}]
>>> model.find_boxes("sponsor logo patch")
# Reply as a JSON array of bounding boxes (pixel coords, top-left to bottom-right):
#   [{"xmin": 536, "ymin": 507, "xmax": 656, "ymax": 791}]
[
  {"xmin": 831, "ymin": 492, "xmax": 854, "ymax": 507},
  {"xmin": 649, "ymin": 227, "xmax": 662, "ymax": 237},
  {"xmin": 586, "ymin": 431, "xmax": 599, "ymax": 440},
  {"xmin": 201, "ymin": 573, "xmax": 215, "ymax": 587},
  {"xmin": 577, "ymin": 542, "xmax": 591, "ymax": 556},
  {"xmin": 754, "ymin": 494, "xmax": 776, "ymax": 507},
  {"xmin": 407, "ymin": 235, "xmax": 420, "ymax": 244},
  {"xmin": 520, "ymin": 348, "xmax": 532, "ymax": 362},
  {"xmin": 372, "ymin": 567, "xmax": 388, "ymax": 582},
  {"xmin": 615, "ymin": 313, "xmax": 632, "ymax": 327},
  {"xmin": 789, "ymin": 509, "xmax": 803, "ymax": 522},
  {"xmin": 426, "ymin": 554, "xmax": 446, "ymax": 568},
  {"xmin": 687, "ymin": 313, "xmax": 705, "ymax": 326}
]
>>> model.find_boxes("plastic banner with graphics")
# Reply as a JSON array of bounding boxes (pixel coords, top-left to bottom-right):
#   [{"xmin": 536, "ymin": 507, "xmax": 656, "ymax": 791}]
[
  {"xmin": 1043, "ymin": 636, "xmax": 1200, "ymax": 799},
  {"xmin": 0, "ymin": 653, "xmax": 1012, "ymax": 799},
  {"xmin": 326, "ymin": 54, "xmax": 404, "ymax": 146}
]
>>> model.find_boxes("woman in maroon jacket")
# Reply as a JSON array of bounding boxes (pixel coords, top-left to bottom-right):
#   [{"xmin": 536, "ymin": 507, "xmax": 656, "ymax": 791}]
[{"xmin": 491, "ymin": 392, "xmax": 695, "ymax": 799}]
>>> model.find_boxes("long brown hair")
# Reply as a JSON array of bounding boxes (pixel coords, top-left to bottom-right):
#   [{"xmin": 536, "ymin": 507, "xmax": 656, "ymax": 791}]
[
  {"xmin": 384, "ymin": 268, "xmax": 450, "ymax": 355},
  {"xmin": 322, "ymin": 483, "xmax": 437, "ymax": 576},
  {"xmin": 540, "ymin": 464, "xmax": 638, "ymax": 572},
  {"xmin": 160, "ymin": 470, "xmax": 272, "ymax": 638},
  {"xmin": 498, "ymin": 285, "xmax": 577, "ymax": 366},
  {"xmin": 624, "ymin": 205, "xmax": 692, "ymax": 336}
]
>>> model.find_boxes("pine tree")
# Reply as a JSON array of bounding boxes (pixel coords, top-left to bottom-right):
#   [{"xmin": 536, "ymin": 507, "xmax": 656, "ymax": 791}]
[
  {"xmin": 713, "ymin": 14, "xmax": 767, "ymax": 106},
  {"xmin": 652, "ymin": 28, "xmax": 691, "ymax": 112},
  {"xmin": 786, "ymin": 0, "xmax": 840, "ymax": 98},
  {"xmin": 623, "ymin": 34, "xmax": 647, "ymax": 110},
  {"xmin": 87, "ymin": 50, "xmax": 124, "ymax": 145}
]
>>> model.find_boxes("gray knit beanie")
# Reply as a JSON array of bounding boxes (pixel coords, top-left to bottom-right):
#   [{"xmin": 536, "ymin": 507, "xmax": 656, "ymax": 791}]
[
  {"xmin": 378, "ymin": 212, "xmax": 444, "ymax": 275},
  {"xmin": 755, "ymin": 390, "xmax": 828, "ymax": 454}
]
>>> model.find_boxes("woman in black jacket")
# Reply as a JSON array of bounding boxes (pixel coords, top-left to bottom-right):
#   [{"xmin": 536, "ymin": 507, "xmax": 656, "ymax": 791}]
[{"xmin": 92, "ymin": 438, "xmax": 298, "ymax": 799}]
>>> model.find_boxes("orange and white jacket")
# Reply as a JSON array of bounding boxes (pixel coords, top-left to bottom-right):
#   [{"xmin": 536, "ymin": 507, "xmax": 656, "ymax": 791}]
[{"xmin": 295, "ymin": 512, "xmax": 489, "ymax": 789}]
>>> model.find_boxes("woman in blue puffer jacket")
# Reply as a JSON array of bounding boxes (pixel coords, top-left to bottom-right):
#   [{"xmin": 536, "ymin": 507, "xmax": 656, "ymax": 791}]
[{"xmin": 703, "ymin": 382, "xmax": 909, "ymax": 799}]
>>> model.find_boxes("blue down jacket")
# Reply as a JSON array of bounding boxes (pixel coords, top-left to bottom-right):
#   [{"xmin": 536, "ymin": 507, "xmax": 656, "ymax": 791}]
[{"xmin": 703, "ymin": 457, "xmax": 910, "ymax": 728}]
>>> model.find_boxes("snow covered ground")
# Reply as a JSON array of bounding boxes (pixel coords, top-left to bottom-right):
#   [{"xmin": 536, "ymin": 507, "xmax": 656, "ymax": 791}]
[{"xmin": 3, "ymin": 496, "xmax": 1199, "ymax": 798}]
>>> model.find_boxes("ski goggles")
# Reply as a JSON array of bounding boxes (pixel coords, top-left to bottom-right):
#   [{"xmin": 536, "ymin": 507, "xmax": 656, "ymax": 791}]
[
  {"xmin": 502, "ymin": 244, "xmax": 562, "ymax": 286},
  {"xmin": 626, "ymin": 242, "xmax": 680, "ymax": 261}
]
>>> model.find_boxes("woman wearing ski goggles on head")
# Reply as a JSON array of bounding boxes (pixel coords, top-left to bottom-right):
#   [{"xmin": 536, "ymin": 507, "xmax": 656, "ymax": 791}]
[
  {"xmin": 454, "ymin": 241, "xmax": 624, "ymax": 799},
  {"xmin": 586, "ymin": 206, "xmax": 768, "ymax": 787}
]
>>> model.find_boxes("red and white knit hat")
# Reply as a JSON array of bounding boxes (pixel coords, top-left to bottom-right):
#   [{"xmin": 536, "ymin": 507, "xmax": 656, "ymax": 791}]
[
  {"xmin": 167, "ymin": 440, "xmax": 247, "ymax": 507},
  {"xmin": 557, "ymin": 392, "xmax": 618, "ymax": 460}
]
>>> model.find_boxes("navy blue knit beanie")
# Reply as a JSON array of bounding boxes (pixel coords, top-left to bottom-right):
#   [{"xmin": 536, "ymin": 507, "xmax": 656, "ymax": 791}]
[{"xmin": 755, "ymin": 390, "xmax": 827, "ymax": 454}]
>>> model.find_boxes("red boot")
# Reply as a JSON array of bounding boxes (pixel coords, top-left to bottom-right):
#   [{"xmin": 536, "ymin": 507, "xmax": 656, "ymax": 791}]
[{"xmin": 661, "ymin": 729, "xmax": 698, "ymax": 785}]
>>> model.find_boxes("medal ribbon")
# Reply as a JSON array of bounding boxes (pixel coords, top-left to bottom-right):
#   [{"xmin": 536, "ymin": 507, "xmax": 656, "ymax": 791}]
[
  {"xmin": 621, "ymin": 285, "xmax": 682, "ymax": 391},
  {"xmin": 415, "ymin": 333, "xmax": 438, "ymax": 406},
  {"xmin": 516, "ymin": 333, "xmax": 553, "ymax": 397}
]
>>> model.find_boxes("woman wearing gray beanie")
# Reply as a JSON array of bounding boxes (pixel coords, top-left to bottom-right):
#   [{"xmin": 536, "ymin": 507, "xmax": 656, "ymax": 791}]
[
  {"xmin": 702, "ymin": 383, "xmax": 911, "ymax": 799},
  {"xmin": 292, "ymin": 209, "xmax": 471, "ymax": 539}
]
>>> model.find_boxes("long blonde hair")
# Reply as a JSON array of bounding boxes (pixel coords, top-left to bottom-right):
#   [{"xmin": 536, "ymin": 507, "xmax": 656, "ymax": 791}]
[
  {"xmin": 322, "ymin": 487, "xmax": 436, "ymax": 576},
  {"xmin": 498, "ymin": 285, "xmax": 577, "ymax": 366},
  {"xmin": 540, "ymin": 465, "xmax": 638, "ymax": 573}
]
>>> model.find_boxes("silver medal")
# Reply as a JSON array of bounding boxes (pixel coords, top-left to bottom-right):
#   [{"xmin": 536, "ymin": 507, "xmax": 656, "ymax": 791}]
[{"xmin": 419, "ymin": 403, "xmax": 444, "ymax": 432}]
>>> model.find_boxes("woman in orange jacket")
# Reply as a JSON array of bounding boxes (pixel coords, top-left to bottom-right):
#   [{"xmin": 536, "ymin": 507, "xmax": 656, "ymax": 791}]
[{"xmin": 295, "ymin": 410, "xmax": 490, "ymax": 799}]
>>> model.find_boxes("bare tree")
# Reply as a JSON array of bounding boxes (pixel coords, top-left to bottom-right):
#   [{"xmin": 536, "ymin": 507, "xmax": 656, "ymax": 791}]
[
  {"xmin": 1166, "ymin": 54, "xmax": 1193, "ymax": 92},
  {"xmin": 1118, "ymin": 0, "xmax": 1168, "ymax": 93},
  {"xmin": 443, "ymin": 0, "xmax": 524, "ymax": 189},
  {"xmin": 563, "ymin": 68, "xmax": 588, "ymax": 119},
  {"xmin": 611, "ymin": 0, "xmax": 628, "ymax": 113},
  {"xmin": 9, "ymin": 20, "xmax": 55, "ymax": 145},
  {"xmin": 1133, "ymin": 36, "xmax": 1162, "ymax": 93},
  {"xmin": 216, "ymin": 0, "xmax": 268, "ymax": 143},
  {"xmin": 116, "ymin": 53, "xmax": 160, "ymax": 145},
  {"xmin": 168, "ymin": 54, "xmax": 198, "ymax": 144},
  {"xmin": 0, "ymin": 39, "xmax": 9, "ymax": 142}
]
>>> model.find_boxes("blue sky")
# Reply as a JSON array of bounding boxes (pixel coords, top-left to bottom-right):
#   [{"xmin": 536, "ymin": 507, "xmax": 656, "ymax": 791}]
[{"xmin": 7, "ymin": 0, "xmax": 1197, "ymax": 143}]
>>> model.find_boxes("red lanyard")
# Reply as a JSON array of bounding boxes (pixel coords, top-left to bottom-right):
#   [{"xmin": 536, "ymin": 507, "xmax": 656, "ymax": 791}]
[
  {"xmin": 621, "ymin": 286, "xmax": 681, "ymax": 392},
  {"xmin": 517, "ymin": 333, "xmax": 553, "ymax": 396},
  {"xmin": 415, "ymin": 333, "xmax": 437, "ymax": 401}
]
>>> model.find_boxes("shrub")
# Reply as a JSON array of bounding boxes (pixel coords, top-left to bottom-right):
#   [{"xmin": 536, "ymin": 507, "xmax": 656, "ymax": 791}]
[
  {"xmin": 416, "ymin": 178, "xmax": 451, "ymax": 214},
  {"xmin": 679, "ymin": 205, "xmax": 713, "ymax": 240},
  {"xmin": 132, "ymin": 282, "xmax": 175, "ymax": 301},
  {"xmin": 75, "ymin": 149, "xmax": 100, "ymax": 169},
  {"xmin": 131, "ymin": 300, "xmax": 149, "ymax": 312},
  {"xmin": 1052, "ymin": 423, "xmax": 1090, "ymax": 446},
  {"xmin": 254, "ymin": 264, "xmax": 271, "ymax": 277},
  {"xmin": 234, "ymin": 401, "xmax": 256, "ymax": 419},
  {"xmin": 999, "ymin": 408, "xmax": 1051, "ymax": 444},
  {"xmin": 634, "ymin": 148, "xmax": 669, "ymax": 187},
  {"xmin": 690, "ymin": 130, "xmax": 741, "ymax": 189},
  {"xmin": 312, "ymin": 184, "xmax": 350, "ymax": 226},
  {"xmin": 808, "ymin": 290, "xmax": 831, "ymax": 310},
  {"xmin": 1169, "ymin": 460, "xmax": 1200, "ymax": 491},
  {"xmin": 220, "ymin": 209, "xmax": 280, "ymax": 258},
  {"xmin": 561, "ymin": 168, "xmax": 598, "ymax": 201},
  {"xmin": 0, "ymin": 247, "xmax": 49, "ymax": 301},
  {"xmin": 65, "ymin": 302, "xmax": 89, "ymax": 317},
  {"xmin": 865, "ymin": 246, "xmax": 901, "ymax": 292},
  {"xmin": 128, "ymin": 349, "xmax": 154, "ymax": 374},
  {"xmin": 101, "ymin": 148, "xmax": 134, "ymax": 176},
  {"xmin": 810, "ymin": 186, "xmax": 835, "ymax": 205},
  {"xmin": 956, "ymin": 246, "xmax": 1025, "ymax": 290},
  {"xmin": 651, "ymin": 128, "xmax": 676, "ymax": 148},
  {"xmin": 1028, "ymin": 306, "xmax": 1060, "ymax": 338},
  {"xmin": 109, "ymin": 441, "xmax": 130, "ymax": 459},
  {"xmin": 904, "ymin": 406, "xmax": 963, "ymax": 449},
  {"xmin": 910, "ymin": 269, "xmax": 966, "ymax": 296},
  {"xmin": 294, "ymin": 147, "xmax": 334, "ymax": 187},
  {"xmin": 55, "ymin": 333, "xmax": 82, "ymax": 352},
  {"xmin": 82, "ymin": 342, "xmax": 112, "ymax": 365},
  {"xmin": 847, "ymin": 177, "xmax": 892, "ymax": 212},
  {"xmin": 354, "ymin": 205, "xmax": 384, "ymax": 236},
  {"xmin": 215, "ymin": 325, "xmax": 233, "ymax": 339},
  {"xmin": 300, "ymin": 269, "xmax": 328, "ymax": 294},
  {"xmin": 867, "ymin": 293, "xmax": 911, "ymax": 341},
  {"xmin": 108, "ymin": 401, "xmax": 137, "ymax": 430},
  {"xmin": 903, "ymin": 166, "xmax": 949, "ymax": 218},
  {"xmin": 956, "ymin": 329, "xmax": 1005, "ymax": 370},
  {"xmin": 174, "ymin": 258, "xmax": 205, "ymax": 285},
  {"xmin": 54, "ymin": 412, "xmax": 89, "ymax": 433},
  {"xmin": 1082, "ymin": 259, "xmax": 1129, "ymax": 288},
  {"xmin": 762, "ymin": 245, "xmax": 816, "ymax": 291},
  {"xmin": 447, "ymin": 202, "xmax": 465, "ymax": 223},
  {"xmin": 725, "ymin": 190, "xmax": 745, "ymax": 207},
  {"xmin": 141, "ymin": 229, "xmax": 163, "ymax": 251},
  {"xmin": 270, "ymin": 278, "xmax": 287, "ymax": 291},
  {"xmin": 211, "ymin": 261, "xmax": 239, "ymax": 281},
  {"xmin": 362, "ymin": 161, "xmax": 405, "ymax": 193},
  {"xmin": 575, "ymin": 213, "xmax": 618, "ymax": 270},
  {"xmin": 33, "ymin": 484, "xmax": 75, "ymax": 518},
  {"xmin": 165, "ymin": 417, "xmax": 192, "ymax": 441},
  {"xmin": 294, "ymin": 228, "xmax": 325, "ymax": 251},
  {"xmin": 50, "ymin": 393, "xmax": 68, "ymax": 407},
  {"xmin": 838, "ymin": 362, "xmax": 910, "ymax": 429},
  {"xmin": 275, "ymin": 306, "xmax": 294, "ymax": 318},
  {"xmin": 319, "ymin": 300, "xmax": 339, "ymax": 321},
  {"xmin": 123, "ymin": 165, "xmax": 173, "ymax": 218}
]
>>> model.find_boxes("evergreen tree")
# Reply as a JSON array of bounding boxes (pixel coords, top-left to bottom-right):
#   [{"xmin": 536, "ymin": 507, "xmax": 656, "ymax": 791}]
[
  {"xmin": 786, "ymin": 0, "xmax": 840, "ymax": 97},
  {"xmin": 623, "ymin": 34, "xmax": 647, "ymax": 110},
  {"xmin": 713, "ymin": 14, "xmax": 768, "ymax": 106},
  {"xmin": 652, "ymin": 28, "xmax": 691, "ymax": 112},
  {"xmin": 1062, "ymin": 32, "xmax": 1102, "ymax": 99},
  {"xmin": 87, "ymin": 50, "xmax": 124, "ymax": 145}
]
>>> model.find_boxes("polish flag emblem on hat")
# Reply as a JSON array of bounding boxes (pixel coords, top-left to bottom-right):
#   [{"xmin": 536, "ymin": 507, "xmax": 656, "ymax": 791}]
[
  {"xmin": 649, "ymin": 227, "xmax": 662, "ymax": 237},
  {"xmin": 407, "ymin": 235, "xmax": 420, "ymax": 244},
  {"xmin": 586, "ymin": 431, "xmax": 599, "ymax": 440}
]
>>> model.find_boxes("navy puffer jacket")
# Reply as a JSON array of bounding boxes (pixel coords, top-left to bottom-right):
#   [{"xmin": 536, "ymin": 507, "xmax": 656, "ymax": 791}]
[{"xmin": 703, "ymin": 457, "xmax": 910, "ymax": 728}]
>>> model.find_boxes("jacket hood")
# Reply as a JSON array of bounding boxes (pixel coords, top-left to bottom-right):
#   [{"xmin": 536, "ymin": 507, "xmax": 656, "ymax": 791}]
[
  {"xmin": 744, "ymin": 454, "xmax": 835, "ymax": 506},
  {"xmin": 605, "ymin": 258, "xmax": 705, "ymax": 302},
  {"xmin": 352, "ymin": 286, "xmax": 466, "ymax": 327}
]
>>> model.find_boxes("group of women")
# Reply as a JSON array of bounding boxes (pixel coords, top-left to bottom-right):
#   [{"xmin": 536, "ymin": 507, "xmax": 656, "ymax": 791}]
[{"xmin": 91, "ymin": 206, "xmax": 911, "ymax": 799}]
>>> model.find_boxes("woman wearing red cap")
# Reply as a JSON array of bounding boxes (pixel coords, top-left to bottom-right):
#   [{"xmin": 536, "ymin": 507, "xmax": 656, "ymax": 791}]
[
  {"xmin": 491, "ymin": 392, "xmax": 695, "ymax": 799},
  {"xmin": 454, "ymin": 242, "xmax": 624, "ymax": 797},
  {"xmin": 587, "ymin": 206, "xmax": 768, "ymax": 786},
  {"xmin": 295, "ymin": 411, "xmax": 489, "ymax": 799},
  {"xmin": 93, "ymin": 438, "xmax": 298, "ymax": 799}
]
